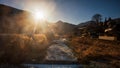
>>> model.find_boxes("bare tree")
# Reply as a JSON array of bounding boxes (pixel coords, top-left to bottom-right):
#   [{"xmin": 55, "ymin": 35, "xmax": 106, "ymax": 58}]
[{"xmin": 92, "ymin": 14, "xmax": 102, "ymax": 23}]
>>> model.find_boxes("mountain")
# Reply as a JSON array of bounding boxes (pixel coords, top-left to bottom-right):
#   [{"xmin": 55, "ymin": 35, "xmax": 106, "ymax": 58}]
[
  {"xmin": 77, "ymin": 21, "xmax": 97, "ymax": 27},
  {"xmin": 53, "ymin": 20, "xmax": 77, "ymax": 35},
  {"xmin": 0, "ymin": 4, "xmax": 23, "ymax": 16},
  {"xmin": 0, "ymin": 4, "xmax": 35, "ymax": 34},
  {"xmin": 113, "ymin": 18, "xmax": 120, "ymax": 24},
  {"xmin": 0, "ymin": 4, "xmax": 77, "ymax": 35}
]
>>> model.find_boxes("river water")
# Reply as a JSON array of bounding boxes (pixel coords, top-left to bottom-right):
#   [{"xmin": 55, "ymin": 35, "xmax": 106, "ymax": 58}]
[{"xmin": 23, "ymin": 64, "xmax": 83, "ymax": 68}]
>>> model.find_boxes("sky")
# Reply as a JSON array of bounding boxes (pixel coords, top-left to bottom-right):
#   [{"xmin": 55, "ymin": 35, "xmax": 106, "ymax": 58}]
[{"xmin": 0, "ymin": 0, "xmax": 120, "ymax": 24}]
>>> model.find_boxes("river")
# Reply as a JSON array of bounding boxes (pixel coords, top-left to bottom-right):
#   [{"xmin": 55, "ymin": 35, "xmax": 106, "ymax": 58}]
[
  {"xmin": 23, "ymin": 38, "xmax": 82, "ymax": 68},
  {"xmin": 23, "ymin": 64, "xmax": 82, "ymax": 68}
]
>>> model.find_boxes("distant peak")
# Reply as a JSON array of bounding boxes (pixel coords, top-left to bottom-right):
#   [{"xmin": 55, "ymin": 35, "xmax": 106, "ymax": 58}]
[
  {"xmin": 57, "ymin": 20, "xmax": 64, "ymax": 23},
  {"xmin": 0, "ymin": 4, "xmax": 10, "ymax": 7},
  {"xmin": 0, "ymin": 4, "xmax": 5, "ymax": 6}
]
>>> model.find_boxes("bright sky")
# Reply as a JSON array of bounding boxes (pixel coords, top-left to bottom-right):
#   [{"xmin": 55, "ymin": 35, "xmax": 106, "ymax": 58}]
[{"xmin": 0, "ymin": 0, "xmax": 120, "ymax": 24}]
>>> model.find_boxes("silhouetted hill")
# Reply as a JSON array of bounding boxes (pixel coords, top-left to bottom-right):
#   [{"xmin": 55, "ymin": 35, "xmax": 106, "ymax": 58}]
[
  {"xmin": 0, "ymin": 4, "xmax": 77, "ymax": 35},
  {"xmin": 78, "ymin": 21, "xmax": 92, "ymax": 27},
  {"xmin": 0, "ymin": 4, "xmax": 23, "ymax": 16},
  {"xmin": 0, "ymin": 4, "xmax": 34, "ymax": 34},
  {"xmin": 77, "ymin": 21, "xmax": 98, "ymax": 28},
  {"xmin": 53, "ymin": 20, "xmax": 77, "ymax": 35},
  {"xmin": 113, "ymin": 18, "xmax": 120, "ymax": 24}
]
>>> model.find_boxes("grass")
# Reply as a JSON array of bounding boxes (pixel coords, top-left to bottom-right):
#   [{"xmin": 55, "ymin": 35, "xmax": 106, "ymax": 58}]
[
  {"xmin": 0, "ymin": 34, "xmax": 120, "ymax": 67},
  {"xmin": 0, "ymin": 34, "xmax": 50, "ymax": 64},
  {"xmin": 69, "ymin": 37, "xmax": 120, "ymax": 67}
]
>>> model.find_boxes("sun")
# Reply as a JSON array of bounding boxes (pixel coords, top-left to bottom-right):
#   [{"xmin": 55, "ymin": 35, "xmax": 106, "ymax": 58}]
[{"xmin": 33, "ymin": 9, "xmax": 46, "ymax": 20}]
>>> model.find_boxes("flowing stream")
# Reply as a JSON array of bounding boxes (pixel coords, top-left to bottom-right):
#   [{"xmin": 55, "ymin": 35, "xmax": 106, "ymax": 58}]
[
  {"xmin": 23, "ymin": 38, "xmax": 82, "ymax": 68},
  {"xmin": 45, "ymin": 38, "xmax": 77, "ymax": 61}
]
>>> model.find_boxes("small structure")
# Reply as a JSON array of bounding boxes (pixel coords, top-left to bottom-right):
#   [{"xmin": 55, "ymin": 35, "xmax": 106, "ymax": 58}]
[{"xmin": 99, "ymin": 36, "xmax": 117, "ymax": 41}]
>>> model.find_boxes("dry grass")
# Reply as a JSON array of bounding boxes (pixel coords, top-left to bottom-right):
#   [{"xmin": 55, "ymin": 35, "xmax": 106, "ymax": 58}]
[
  {"xmin": 0, "ymin": 34, "xmax": 50, "ymax": 63},
  {"xmin": 69, "ymin": 37, "xmax": 120, "ymax": 67}
]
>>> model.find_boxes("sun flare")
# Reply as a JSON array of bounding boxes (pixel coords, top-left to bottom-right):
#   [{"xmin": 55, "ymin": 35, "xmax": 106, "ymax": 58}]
[{"xmin": 33, "ymin": 9, "xmax": 46, "ymax": 20}]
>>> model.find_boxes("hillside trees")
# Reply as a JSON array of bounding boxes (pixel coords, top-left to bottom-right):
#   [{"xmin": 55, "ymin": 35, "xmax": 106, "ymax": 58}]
[{"xmin": 92, "ymin": 14, "xmax": 102, "ymax": 23}]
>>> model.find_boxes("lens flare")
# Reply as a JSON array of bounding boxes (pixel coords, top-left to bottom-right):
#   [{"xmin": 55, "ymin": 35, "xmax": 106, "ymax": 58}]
[
  {"xmin": 33, "ymin": 9, "xmax": 46, "ymax": 20},
  {"xmin": 23, "ymin": 0, "xmax": 56, "ymax": 22}
]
